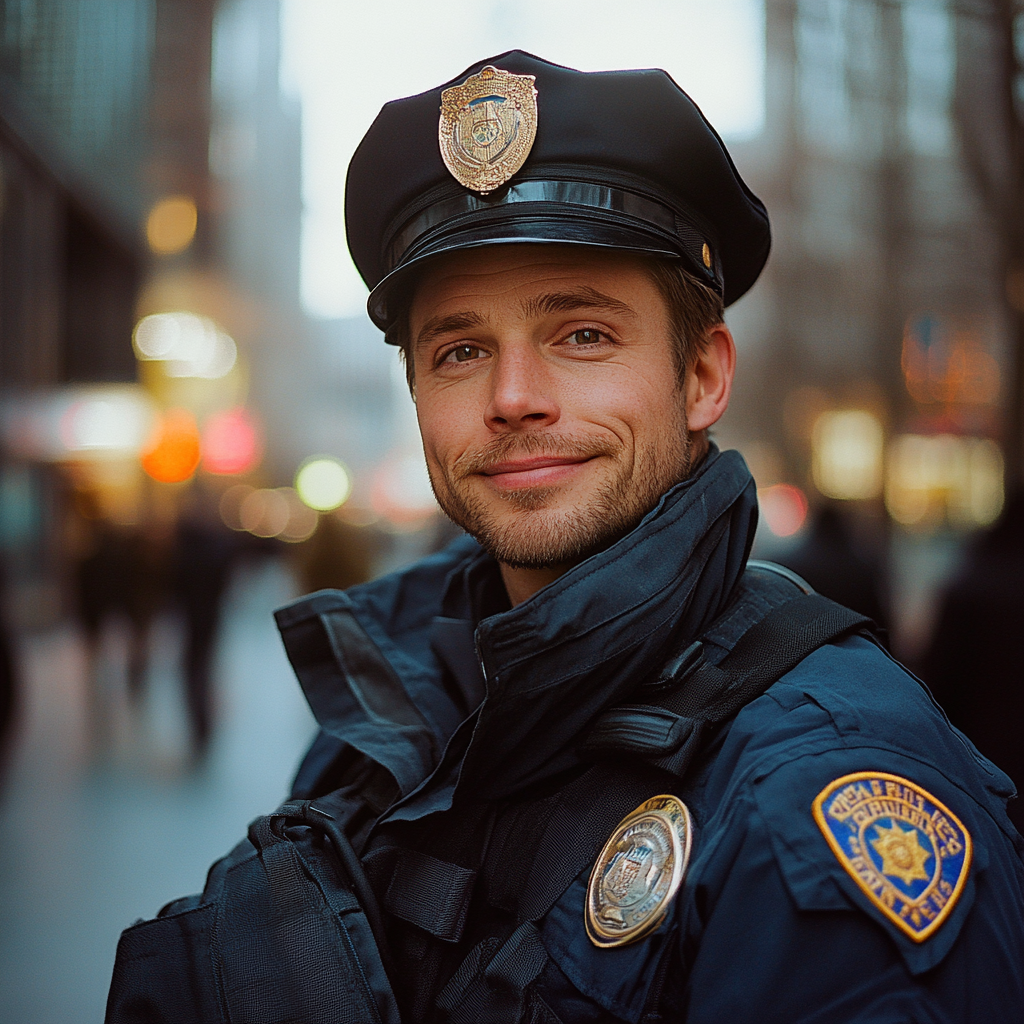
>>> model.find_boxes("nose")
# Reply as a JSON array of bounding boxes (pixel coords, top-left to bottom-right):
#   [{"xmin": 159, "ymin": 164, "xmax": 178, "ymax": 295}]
[{"xmin": 484, "ymin": 344, "xmax": 560, "ymax": 431}]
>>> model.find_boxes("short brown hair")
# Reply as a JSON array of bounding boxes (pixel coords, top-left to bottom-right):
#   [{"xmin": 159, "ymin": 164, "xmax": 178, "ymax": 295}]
[{"xmin": 388, "ymin": 255, "xmax": 724, "ymax": 392}]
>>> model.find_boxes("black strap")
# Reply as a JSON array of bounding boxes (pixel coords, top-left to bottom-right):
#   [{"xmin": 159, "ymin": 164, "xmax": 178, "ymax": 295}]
[
  {"xmin": 383, "ymin": 850, "xmax": 477, "ymax": 942},
  {"xmin": 436, "ymin": 922, "xmax": 550, "ymax": 1024},
  {"xmin": 669, "ymin": 591, "xmax": 872, "ymax": 720},
  {"xmin": 582, "ymin": 592, "xmax": 873, "ymax": 765}
]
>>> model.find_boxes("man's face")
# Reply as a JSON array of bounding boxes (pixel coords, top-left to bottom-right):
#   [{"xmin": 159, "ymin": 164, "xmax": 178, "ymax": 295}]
[{"xmin": 409, "ymin": 245, "xmax": 699, "ymax": 570}]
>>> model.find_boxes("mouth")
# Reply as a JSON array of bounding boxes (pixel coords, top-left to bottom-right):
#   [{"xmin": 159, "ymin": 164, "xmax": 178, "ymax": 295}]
[{"xmin": 478, "ymin": 455, "xmax": 595, "ymax": 489}]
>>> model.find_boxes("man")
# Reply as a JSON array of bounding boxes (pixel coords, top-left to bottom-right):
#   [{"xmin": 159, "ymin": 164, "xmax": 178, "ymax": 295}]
[{"xmin": 108, "ymin": 52, "xmax": 1024, "ymax": 1023}]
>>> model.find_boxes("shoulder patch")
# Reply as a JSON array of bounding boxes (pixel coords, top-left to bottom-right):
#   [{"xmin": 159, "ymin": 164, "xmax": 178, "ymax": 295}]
[{"xmin": 812, "ymin": 771, "xmax": 971, "ymax": 942}]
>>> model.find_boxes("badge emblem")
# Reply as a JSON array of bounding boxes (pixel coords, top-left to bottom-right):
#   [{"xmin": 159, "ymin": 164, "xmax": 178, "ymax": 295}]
[
  {"xmin": 439, "ymin": 66, "xmax": 538, "ymax": 194},
  {"xmin": 813, "ymin": 771, "xmax": 972, "ymax": 942},
  {"xmin": 586, "ymin": 794, "xmax": 693, "ymax": 948}
]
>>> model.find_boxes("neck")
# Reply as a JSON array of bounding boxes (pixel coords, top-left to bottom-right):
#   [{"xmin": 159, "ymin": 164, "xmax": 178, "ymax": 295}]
[{"xmin": 499, "ymin": 562, "xmax": 570, "ymax": 606}]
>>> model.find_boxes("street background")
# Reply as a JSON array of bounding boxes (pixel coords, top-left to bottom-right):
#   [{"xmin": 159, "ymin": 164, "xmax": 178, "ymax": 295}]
[{"xmin": 1, "ymin": 2, "xmax": 1022, "ymax": 1021}]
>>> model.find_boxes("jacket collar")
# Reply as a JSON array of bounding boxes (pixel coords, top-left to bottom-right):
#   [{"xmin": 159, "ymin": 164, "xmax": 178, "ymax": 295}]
[{"xmin": 387, "ymin": 444, "xmax": 758, "ymax": 817}]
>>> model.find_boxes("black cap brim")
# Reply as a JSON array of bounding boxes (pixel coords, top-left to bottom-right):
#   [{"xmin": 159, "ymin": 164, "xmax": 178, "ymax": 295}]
[{"xmin": 366, "ymin": 180, "xmax": 701, "ymax": 331}]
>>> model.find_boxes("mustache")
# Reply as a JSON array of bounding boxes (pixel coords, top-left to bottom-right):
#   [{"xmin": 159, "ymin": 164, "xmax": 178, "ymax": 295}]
[{"xmin": 451, "ymin": 432, "xmax": 622, "ymax": 477}]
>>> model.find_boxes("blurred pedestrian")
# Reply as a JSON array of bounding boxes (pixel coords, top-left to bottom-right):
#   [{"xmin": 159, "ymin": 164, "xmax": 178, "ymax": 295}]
[
  {"xmin": 779, "ymin": 502, "xmax": 889, "ymax": 632},
  {"xmin": 294, "ymin": 513, "xmax": 375, "ymax": 595},
  {"xmin": 921, "ymin": 491, "xmax": 1024, "ymax": 830},
  {"xmin": 73, "ymin": 494, "xmax": 169, "ymax": 744},
  {"xmin": 172, "ymin": 496, "xmax": 240, "ymax": 758}
]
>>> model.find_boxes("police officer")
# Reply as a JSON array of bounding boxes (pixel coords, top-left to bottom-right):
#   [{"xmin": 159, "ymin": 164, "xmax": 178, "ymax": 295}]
[{"xmin": 107, "ymin": 52, "xmax": 1024, "ymax": 1023}]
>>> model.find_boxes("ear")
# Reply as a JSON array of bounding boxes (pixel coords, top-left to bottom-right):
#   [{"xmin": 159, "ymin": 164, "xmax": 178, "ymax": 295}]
[{"xmin": 684, "ymin": 324, "xmax": 735, "ymax": 431}]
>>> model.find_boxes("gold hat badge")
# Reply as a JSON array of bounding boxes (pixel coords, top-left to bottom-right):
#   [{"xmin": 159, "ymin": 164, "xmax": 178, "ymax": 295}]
[{"xmin": 439, "ymin": 66, "xmax": 538, "ymax": 194}]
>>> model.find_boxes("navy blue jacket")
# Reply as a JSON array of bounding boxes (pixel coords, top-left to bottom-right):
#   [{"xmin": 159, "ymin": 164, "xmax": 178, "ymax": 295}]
[
  {"xmin": 108, "ymin": 448, "xmax": 1024, "ymax": 1023},
  {"xmin": 281, "ymin": 449, "xmax": 1024, "ymax": 1022}
]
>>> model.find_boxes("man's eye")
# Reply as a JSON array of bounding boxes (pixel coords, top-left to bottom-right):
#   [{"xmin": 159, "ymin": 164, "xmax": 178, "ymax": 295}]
[
  {"xmin": 568, "ymin": 329, "xmax": 605, "ymax": 345},
  {"xmin": 445, "ymin": 345, "xmax": 484, "ymax": 363}
]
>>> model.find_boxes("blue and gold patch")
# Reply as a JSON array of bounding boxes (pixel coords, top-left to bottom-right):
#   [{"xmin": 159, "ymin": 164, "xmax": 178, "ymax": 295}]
[{"xmin": 812, "ymin": 771, "xmax": 971, "ymax": 942}]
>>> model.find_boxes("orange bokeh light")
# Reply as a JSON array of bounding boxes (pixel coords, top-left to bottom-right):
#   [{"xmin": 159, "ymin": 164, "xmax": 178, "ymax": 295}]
[
  {"xmin": 202, "ymin": 407, "xmax": 261, "ymax": 475},
  {"xmin": 141, "ymin": 408, "xmax": 201, "ymax": 483}
]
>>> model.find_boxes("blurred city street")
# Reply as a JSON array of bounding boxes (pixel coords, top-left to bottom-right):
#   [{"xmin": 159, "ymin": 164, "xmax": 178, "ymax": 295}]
[
  {"xmin": 0, "ymin": 558, "xmax": 316, "ymax": 1024},
  {"xmin": 1, "ymin": 0, "xmax": 1023, "ymax": 1017}
]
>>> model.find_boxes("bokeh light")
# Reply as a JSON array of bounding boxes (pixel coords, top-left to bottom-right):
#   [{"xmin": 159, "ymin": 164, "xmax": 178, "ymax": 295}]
[
  {"xmin": 231, "ymin": 486, "xmax": 318, "ymax": 541},
  {"xmin": 240, "ymin": 487, "xmax": 290, "ymax": 537},
  {"xmin": 758, "ymin": 483, "xmax": 809, "ymax": 538},
  {"xmin": 811, "ymin": 410, "xmax": 884, "ymax": 500},
  {"xmin": 219, "ymin": 483, "xmax": 254, "ymax": 530},
  {"xmin": 146, "ymin": 195, "xmax": 198, "ymax": 254},
  {"xmin": 278, "ymin": 489, "xmax": 319, "ymax": 542},
  {"xmin": 141, "ymin": 408, "xmax": 202, "ymax": 483},
  {"xmin": 295, "ymin": 456, "xmax": 352, "ymax": 511},
  {"xmin": 202, "ymin": 408, "xmax": 262, "ymax": 475},
  {"xmin": 133, "ymin": 312, "xmax": 237, "ymax": 379},
  {"xmin": 57, "ymin": 390, "xmax": 157, "ymax": 457},
  {"xmin": 885, "ymin": 434, "xmax": 1004, "ymax": 529}
]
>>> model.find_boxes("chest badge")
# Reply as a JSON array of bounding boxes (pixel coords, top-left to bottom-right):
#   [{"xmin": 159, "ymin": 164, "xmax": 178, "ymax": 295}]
[
  {"xmin": 586, "ymin": 795, "xmax": 693, "ymax": 948},
  {"xmin": 813, "ymin": 771, "xmax": 972, "ymax": 942},
  {"xmin": 439, "ymin": 65, "xmax": 538, "ymax": 194}
]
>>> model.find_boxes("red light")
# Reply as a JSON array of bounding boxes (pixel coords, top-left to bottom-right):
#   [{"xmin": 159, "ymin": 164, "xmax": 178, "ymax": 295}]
[
  {"xmin": 759, "ymin": 484, "xmax": 809, "ymax": 538},
  {"xmin": 202, "ymin": 407, "xmax": 261, "ymax": 475},
  {"xmin": 141, "ymin": 409, "xmax": 201, "ymax": 483}
]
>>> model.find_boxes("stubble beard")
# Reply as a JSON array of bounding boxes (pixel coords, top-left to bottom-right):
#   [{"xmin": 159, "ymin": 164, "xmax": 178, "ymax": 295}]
[{"xmin": 427, "ymin": 416, "xmax": 695, "ymax": 570}]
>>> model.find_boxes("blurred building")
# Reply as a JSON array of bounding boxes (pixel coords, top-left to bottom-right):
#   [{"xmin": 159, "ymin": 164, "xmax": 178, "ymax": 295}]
[
  {"xmin": 0, "ymin": 0, "xmax": 217, "ymax": 624},
  {"xmin": 209, "ymin": 0, "xmax": 412, "ymax": 529},
  {"xmin": 722, "ymin": 1, "xmax": 1009, "ymax": 654},
  {"xmin": 729, "ymin": 0, "xmax": 1001, "ymax": 495}
]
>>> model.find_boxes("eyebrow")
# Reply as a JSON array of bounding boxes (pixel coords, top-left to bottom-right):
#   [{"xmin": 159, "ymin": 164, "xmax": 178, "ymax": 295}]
[
  {"xmin": 520, "ymin": 287, "xmax": 637, "ymax": 320},
  {"xmin": 413, "ymin": 286, "xmax": 637, "ymax": 350},
  {"xmin": 415, "ymin": 310, "xmax": 488, "ymax": 349}
]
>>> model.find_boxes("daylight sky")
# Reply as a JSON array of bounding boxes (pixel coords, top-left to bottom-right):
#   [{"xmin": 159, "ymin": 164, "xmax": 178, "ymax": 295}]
[{"xmin": 280, "ymin": 0, "xmax": 765, "ymax": 320}]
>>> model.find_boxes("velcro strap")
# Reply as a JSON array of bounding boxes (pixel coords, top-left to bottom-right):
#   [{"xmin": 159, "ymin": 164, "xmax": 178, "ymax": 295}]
[
  {"xmin": 383, "ymin": 850, "xmax": 477, "ymax": 942},
  {"xmin": 579, "ymin": 705, "xmax": 695, "ymax": 757},
  {"xmin": 483, "ymin": 923, "xmax": 548, "ymax": 992}
]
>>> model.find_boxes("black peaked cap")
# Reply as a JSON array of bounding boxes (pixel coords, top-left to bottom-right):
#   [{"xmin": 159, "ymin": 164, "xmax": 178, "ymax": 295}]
[{"xmin": 346, "ymin": 50, "xmax": 770, "ymax": 332}]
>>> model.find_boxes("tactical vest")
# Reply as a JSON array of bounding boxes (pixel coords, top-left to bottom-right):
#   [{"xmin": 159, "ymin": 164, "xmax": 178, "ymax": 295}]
[{"xmin": 106, "ymin": 563, "xmax": 873, "ymax": 1024}]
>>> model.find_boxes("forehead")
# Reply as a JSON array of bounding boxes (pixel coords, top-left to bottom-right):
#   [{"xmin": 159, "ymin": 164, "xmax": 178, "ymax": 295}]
[{"xmin": 408, "ymin": 244, "xmax": 663, "ymax": 322}]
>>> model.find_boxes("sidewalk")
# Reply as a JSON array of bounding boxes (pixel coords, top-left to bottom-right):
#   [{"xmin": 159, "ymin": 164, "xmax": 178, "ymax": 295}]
[{"xmin": 0, "ymin": 559, "xmax": 317, "ymax": 1024}]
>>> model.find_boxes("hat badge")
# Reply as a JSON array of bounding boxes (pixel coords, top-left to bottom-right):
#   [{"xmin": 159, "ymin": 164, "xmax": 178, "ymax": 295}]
[{"xmin": 439, "ymin": 66, "xmax": 538, "ymax": 194}]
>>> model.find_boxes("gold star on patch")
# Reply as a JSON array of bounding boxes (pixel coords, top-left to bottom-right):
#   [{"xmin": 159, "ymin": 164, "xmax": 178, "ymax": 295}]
[{"xmin": 871, "ymin": 820, "xmax": 932, "ymax": 885}]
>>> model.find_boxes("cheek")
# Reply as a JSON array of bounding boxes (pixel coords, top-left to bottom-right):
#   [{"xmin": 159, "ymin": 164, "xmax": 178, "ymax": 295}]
[
  {"xmin": 415, "ymin": 390, "xmax": 476, "ymax": 467},
  {"xmin": 562, "ymin": 365, "xmax": 681, "ymax": 439}
]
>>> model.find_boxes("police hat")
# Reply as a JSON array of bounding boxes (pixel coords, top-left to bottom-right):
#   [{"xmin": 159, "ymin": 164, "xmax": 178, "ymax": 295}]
[{"xmin": 346, "ymin": 50, "xmax": 770, "ymax": 333}]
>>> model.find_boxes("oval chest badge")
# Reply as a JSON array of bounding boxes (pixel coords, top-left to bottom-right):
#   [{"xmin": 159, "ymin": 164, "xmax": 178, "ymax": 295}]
[{"xmin": 586, "ymin": 795, "xmax": 693, "ymax": 948}]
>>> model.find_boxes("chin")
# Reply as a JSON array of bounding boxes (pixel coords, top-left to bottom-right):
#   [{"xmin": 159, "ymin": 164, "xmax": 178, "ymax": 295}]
[{"xmin": 468, "ymin": 500, "xmax": 642, "ymax": 570}]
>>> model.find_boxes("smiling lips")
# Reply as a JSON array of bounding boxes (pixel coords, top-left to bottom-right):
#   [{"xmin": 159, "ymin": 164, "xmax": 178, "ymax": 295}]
[{"xmin": 480, "ymin": 455, "xmax": 594, "ymax": 489}]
